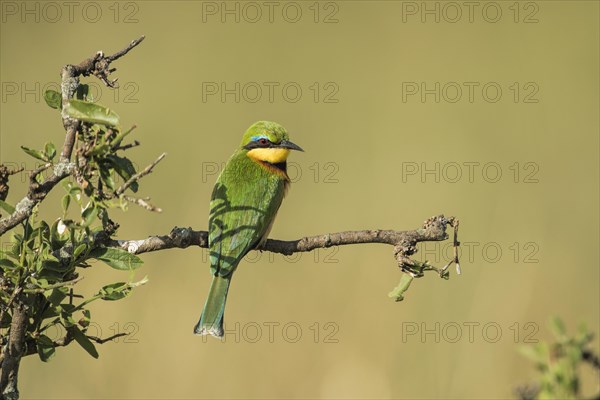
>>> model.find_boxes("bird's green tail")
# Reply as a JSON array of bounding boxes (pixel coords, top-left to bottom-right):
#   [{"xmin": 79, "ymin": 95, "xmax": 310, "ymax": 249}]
[{"xmin": 194, "ymin": 275, "xmax": 231, "ymax": 337}]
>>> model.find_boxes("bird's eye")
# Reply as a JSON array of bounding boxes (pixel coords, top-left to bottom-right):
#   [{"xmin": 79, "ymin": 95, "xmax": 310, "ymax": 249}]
[{"xmin": 258, "ymin": 138, "xmax": 269, "ymax": 146}]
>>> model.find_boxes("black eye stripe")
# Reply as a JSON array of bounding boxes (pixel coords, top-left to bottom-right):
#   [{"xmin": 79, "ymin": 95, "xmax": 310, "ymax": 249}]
[{"xmin": 244, "ymin": 138, "xmax": 276, "ymax": 150}]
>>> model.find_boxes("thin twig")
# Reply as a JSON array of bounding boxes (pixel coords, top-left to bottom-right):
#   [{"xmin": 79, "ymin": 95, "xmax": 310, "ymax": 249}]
[
  {"xmin": 113, "ymin": 140, "xmax": 140, "ymax": 151},
  {"xmin": 106, "ymin": 36, "xmax": 145, "ymax": 63},
  {"xmin": 68, "ymin": 35, "xmax": 145, "ymax": 89},
  {"xmin": 86, "ymin": 332, "xmax": 128, "ymax": 344},
  {"xmin": 28, "ymin": 163, "xmax": 52, "ymax": 185},
  {"xmin": 0, "ymin": 167, "xmax": 24, "ymax": 176},
  {"xmin": 115, "ymin": 153, "xmax": 166, "ymax": 196},
  {"xmin": 123, "ymin": 196, "xmax": 162, "ymax": 213},
  {"xmin": 23, "ymin": 276, "xmax": 83, "ymax": 294},
  {"xmin": 0, "ymin": 165, "xmax": 25, "ymax": 204},
  {"xmin": 14, "ymin": 330, "xmax": 129, "ymax": 361}
]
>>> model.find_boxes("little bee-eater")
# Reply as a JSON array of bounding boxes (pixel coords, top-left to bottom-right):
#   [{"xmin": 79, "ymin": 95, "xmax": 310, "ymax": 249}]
[{"xmin": 195, "ymin": 121, "xmax": 303, "ymax": 337}]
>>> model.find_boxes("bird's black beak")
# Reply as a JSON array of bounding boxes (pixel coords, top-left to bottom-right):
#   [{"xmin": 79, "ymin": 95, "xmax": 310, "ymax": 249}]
[{"xmin": 278, "ymin": 139, "xmax": 304, "ymax": 152}]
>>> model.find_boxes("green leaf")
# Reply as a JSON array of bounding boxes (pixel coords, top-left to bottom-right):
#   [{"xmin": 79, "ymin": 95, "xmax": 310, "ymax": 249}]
[
  {"xmin": 519, "ymin": 345, "xmax": 542, "ymax": 364},
  {"xmin": 575, "ymin": 323, "xmax": 593, "ymax": 346},
  {"xmin": 73, "ymin": 243, "xmax": 87, "ymax": 259},
  {"xmin": 61, "ymin": 194, "xmax": 71, "ymax": 214},
  {"xmin": 43, "ymin": 90, "xmax": 62, "ymax": 109},
  {"xmin": 99, "ymin": 282, "xmax": 131, "ymax": 301},
  {"xmin": 549, "ymin": 316, "xmax": 567, "ymax": 339},
  {"xmin": 38, "ymin": 269, "xmax": 64, "ymax": 282},
  {"xmin": 41, "ymin": 305, "xmax": 61, "ymax": 319},
  {"xmin": 1, "ymin": 244, "xmax": 19, "ymax": 260},
  {"xmin": 79, "ymin": 309, "xmax": 91, "ymax": 327},
  {"xmin": 40, "ymin": 259, "xmax": 67, "ymax": 274},
  {"xmin": 0, "ymin": 257, "xmax": 20, "ymax": 270},
  {"xmin": 44, "ymin": 142, "xmax": 57, "ymax": 160},
  {"xmin": 88, "ymin": 144, "xmax": 110, "ymax": 157},
  {"xmin": 520, "ymin": 342, "xmax": 550, "ymax": 366},
  {"xmin": 82, "ymin": 206, "xmax": 98, "ymax": 227},
  {"xmin": 36, "ymin": 334, "xmax": 56, "ymax": 362},
  {"xmin": 388, "ymin": 273, "xmax": 414, "ymax": 302},
  {"xmin": 61, "ymin": 303, "xmax": 75, "ymax": 314},
  {"xmin": 38, "ymin": 220, "xmax": 51, "ymax": 242},
  {"xmin": 47, "ymin": 287, "xmax": 68, "ymax": 306},
  {"xmin": 32, "ymin": 278, "xmax": 49, "ymax": 288},
  {"xmin": 69, "ymin": 186, "xmax": 82, "ymax": 205},
  {"xmin": 65, "ymin": 99, "xmax": 119, "ymax": 127},
  {"xmin": 60, "ymin": 309, "xmax": 76, "ymax": 328},
  {"xmin": 89, "ymin": 247, "xmax": 143, "ymax": 271},
  {"xmin": 21, "ymin": 146, "xmax": 47, "ymax": 161},
  {"xmin": 50, "ymin": 219, "xmax": 69, "ymax": 249},
  {"xmin": 106, "ymin": 155, "xmax": 138, "ymax": 192},
  {"xmin": 0, "ymin": 200, "xmax": 15, "ymax": 214},
  {"xmin": 110, "ymin": 125, "xmax": 135, "ymax": 149},
  {"xmin": 71, "ymin": 326, "xmax": 99, "ymax": 359},
  {"xmin": 99, "ymin": 167, "xmax": 115, "ymax": 190}
]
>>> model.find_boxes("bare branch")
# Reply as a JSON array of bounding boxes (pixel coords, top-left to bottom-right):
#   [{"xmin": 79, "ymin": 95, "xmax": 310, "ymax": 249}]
[
  {"xmin": 63, "ymin": 35, "xmax": 145, "ymax": 92},
  {"xmin": 112, "ymin": 215, "xmax": 460, "ymax": 277},
  {"xmin": 113, "ymin": 140, "xmax": 140, "ymax": 152},
  {"xmin": 105, "ymin": 36, "xmax": 146, "ymax": 63},
  {"xmin": 0, "ymin": 298, "xmax": 28, "ymax": 400}
]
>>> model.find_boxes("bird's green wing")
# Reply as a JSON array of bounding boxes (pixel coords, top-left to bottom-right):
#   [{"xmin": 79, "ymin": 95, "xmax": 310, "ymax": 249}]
[{"xmin": 208, "ymin": 155, "xmax": 286, "ymax": 277}]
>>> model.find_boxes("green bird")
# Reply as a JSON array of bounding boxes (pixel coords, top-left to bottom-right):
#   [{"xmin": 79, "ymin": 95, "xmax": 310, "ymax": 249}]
[{"xmin": 194, "ymin": 121, "xmax": 303, "ymax": 337}]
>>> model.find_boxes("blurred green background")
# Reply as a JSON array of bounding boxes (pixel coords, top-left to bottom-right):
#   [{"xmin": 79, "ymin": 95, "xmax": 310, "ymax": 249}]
[{"xmin": 1, "ymin": 1, "xmax": 598, "ymax": 399}]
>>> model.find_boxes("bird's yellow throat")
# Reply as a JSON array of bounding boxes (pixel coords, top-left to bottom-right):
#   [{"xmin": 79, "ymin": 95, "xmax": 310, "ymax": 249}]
[{"xmin": 247, "ymin": 148, "xmax": 290, "ymax": 164}]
